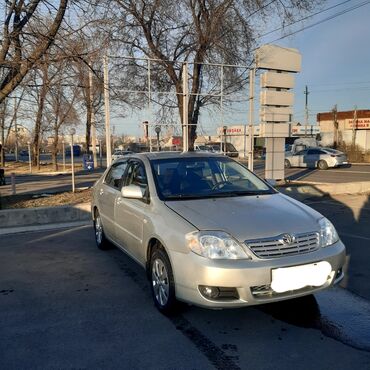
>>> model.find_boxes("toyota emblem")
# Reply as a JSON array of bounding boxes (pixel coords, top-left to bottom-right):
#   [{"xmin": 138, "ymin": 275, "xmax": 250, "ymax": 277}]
[{"xmin": 281, "ymin": 234, "xmax": 295, "ymax": 245}]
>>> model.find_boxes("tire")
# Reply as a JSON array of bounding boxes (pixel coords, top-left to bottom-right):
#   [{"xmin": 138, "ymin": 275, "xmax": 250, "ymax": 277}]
[
  {"xmin": 150, "ymin": 247, "xmax": 178, "ymax": 315},
  {"xmin": 317, "ymin": 160, "xmax": 328, "ymax": 170},
  {"xmin": 284, "ymin": 159, "xmax": 291, "ymax": 169},
  {"xmin": 93, "ymin": 210, "xmax": 111, "ymax": 250}
]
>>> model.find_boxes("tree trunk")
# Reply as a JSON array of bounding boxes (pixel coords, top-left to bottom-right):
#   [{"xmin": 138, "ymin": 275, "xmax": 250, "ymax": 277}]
[
  {"xmin": 52, "ymin": 124, "xmax": 59, "ymax": 171},
  {"xmin": 0, "ymin": 103, "xmax": 5, "ymax": 167},
  {"xmin": 33, "ymin": 67, "xmax": 48, "ymax": 167}
]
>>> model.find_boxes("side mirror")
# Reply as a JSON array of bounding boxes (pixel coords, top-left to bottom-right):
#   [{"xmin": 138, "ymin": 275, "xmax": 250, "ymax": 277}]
[
  {"xmin": 121, "ymin": 184, "xmax": 144, "ymax": 199},
  {"xmin": 266, "ymin": 179, "xmax": 277, "ymax": 187}
]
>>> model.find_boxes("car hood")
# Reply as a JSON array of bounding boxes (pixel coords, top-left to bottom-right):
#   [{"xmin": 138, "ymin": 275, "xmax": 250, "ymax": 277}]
[{"xmin": 165, "ymin": 193, "xmax": 321, "ymax": 242}]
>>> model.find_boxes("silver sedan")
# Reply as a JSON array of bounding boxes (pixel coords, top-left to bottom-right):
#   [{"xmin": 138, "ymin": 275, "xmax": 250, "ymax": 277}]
[
  {"xmin": 285, "ymin": 147, "xmax": 348, "ymax": 170},
  {"xmin": 91, "ymin": 152, "xmax": 345, "ymax": 314}
]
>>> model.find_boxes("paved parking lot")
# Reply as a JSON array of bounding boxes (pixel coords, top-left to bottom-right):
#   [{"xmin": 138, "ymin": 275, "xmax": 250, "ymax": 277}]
[
  {"xmin": 1, "ymin": 160, "xmax": 369, "ymax": 197},
  {"xmin": 1, "ymin": 195, "xmax": 370, "ymax": 369}
]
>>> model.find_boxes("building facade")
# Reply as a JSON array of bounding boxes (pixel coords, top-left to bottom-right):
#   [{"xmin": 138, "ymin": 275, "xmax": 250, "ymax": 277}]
[{"xmin": 317, "ymin": 109, "xmax": 370, "ymax": 152}]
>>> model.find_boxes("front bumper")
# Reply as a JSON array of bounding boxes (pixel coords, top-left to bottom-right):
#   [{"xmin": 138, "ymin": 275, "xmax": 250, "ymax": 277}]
[{"xmin": 171, "ymin": 240, "xmax": 346, "ymax": 308}]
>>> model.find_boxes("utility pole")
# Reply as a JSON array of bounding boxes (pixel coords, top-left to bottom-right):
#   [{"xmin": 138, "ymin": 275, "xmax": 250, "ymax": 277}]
[
  {"xmin": 352, "ymin": 105, "xmax": 357, "ymax": 148},
  {"xmin": 14, "ymin": 97, "xmax": 18, "ymax": 162},
  {"xmin": 182, "ymin": 62, "xmax": 189, "ymax": 152},
  {"xmin": 332, "ymin": 104, "xmax": 338, "ymax": 148},
  {"xmin": 89, "ymin": 67, "xmax": 97, "ymax": 169},
  {"xmin": 248, "ymin": 68, "xmax": 255, "ymax": 171},
  {"xmin": 147, "ymin": 59, "xmax": 152, "ymax": 152},
  {"xmin": 304, "ymin": 85, "xmax": 309, "ymax": 137},
  {"xmin": 0, "ymin": 102, "xmax": 5, "ymax": 167},
  {"xmin": 103, "ymin": 55, "xmax": 112, "ymax": 167}
]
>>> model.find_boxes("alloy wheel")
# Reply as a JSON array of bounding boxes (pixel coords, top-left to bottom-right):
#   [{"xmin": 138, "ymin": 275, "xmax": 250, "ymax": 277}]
[
  {"xmin": 95, "ymin": 215, "xmax": 103, "ymax": 245},
  {"xmin": 152, "ymin": 258, "xmax": 169, "ymax": 306}
]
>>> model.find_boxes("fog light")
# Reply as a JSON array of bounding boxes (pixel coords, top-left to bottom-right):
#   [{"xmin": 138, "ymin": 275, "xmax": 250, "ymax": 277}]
[{"xmin": 199, "ymin": 285, "xmax": 220, "ymax": 299}]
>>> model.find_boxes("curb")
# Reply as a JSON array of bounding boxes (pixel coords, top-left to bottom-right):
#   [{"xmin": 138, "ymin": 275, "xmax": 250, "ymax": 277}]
[
  {"xmin": 278, "ymin": 181, "xmax": 370, "ymax": 201},
  {"xmin": 0, "ymin": 220, "xmax": 91, "ymax": 236},
  {"xmin": 0, "ymin": 203, "xmax": 91, "ymax": 235}
]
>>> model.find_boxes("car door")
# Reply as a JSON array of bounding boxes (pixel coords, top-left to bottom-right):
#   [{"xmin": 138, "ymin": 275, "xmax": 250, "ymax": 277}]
[
  {"xmin": 306, "ymin": 149, "xmax": 321, "ymax": 167},
  {"xmin": 97, "ymin": 161, "xmax": 128, "ymax": 241},
  {"xmin": 289, "ymin": 150, "xmax": 304, "ymax": 167},
  {"xmin": 297, "ymin": 149, "xmax": 309, "ymax": 167},
  {"xmin": 114, "ymin": 160, "xmax": 150, "ymax": 264}
]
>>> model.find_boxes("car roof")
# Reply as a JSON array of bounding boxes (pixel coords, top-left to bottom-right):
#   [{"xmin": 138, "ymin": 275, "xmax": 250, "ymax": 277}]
[{"xmin": 114, "ymin": 151, "xmax": 222, "ymax": 162}]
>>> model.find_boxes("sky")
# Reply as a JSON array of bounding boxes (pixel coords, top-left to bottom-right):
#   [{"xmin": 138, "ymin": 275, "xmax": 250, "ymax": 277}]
[
  {"xmin": 111, "ymin": 0, "xmax": 370, "ymax": 137},
  {"xmin": 277, "ymin": 0, "xmax": 370, "ymax": 125}
]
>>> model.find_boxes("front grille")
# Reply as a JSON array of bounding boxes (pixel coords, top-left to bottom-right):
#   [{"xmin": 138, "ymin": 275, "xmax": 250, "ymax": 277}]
[{"xmin": 245, "ymin": 232, "xmax": 320, "ymax": 259}]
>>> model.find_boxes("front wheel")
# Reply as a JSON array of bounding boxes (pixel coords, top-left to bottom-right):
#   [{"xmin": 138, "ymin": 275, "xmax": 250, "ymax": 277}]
[
  {"xmin": 150, "ymin": 248, "xmax": 178, "ymax": 315},
  {"xmin": 284, "ymin": 159, "xmax": 291, "ymax": 169},
  {"xmin": 317, "ymin": 160, "xmax": 328, "ymax": 170},
  {"xmin": 94, "ymin": 210, "xmax": 111, "ymax": 250}
]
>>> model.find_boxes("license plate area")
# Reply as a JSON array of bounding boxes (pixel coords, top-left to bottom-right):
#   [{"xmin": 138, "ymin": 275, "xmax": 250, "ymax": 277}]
[{"xmin": 271, "ymin": 261, "xmax": 332, "ymax": 293}]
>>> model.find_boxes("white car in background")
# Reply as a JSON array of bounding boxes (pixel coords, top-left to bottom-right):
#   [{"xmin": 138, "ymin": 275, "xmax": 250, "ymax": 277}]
[
  {"xmin": 285, "ymin": 147, "xmax": 348, "ymax": 170},
  {"xmin": 112, "ymin": 150, "xmax": 132, "ymax": 161}
]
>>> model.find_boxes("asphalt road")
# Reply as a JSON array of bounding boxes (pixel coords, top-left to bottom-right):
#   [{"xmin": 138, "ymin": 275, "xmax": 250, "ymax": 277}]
[
  {"xmin": 251, "ymin": 160, "xmax": 370, "ymax": 183},
  {"xmin": 1, "ymin": 160, "xmax": 369, "ymax": 197},
  {"xmin": 1, "ymin": 195, "xmax": 370, "ymax": 369},
  {"xmin": 0, "ymin": 169, "xmax": 105, "ymax": 196}
]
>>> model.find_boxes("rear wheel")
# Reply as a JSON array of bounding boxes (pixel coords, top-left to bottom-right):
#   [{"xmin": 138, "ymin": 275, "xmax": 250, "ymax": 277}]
[
  {"xmin": 317, "ymin": 160, "xmax": 328, "ymax": 170},
  {"xmin": 94, "ymin": 210, "xmax": 111, "ymax": 250},
  {"xmin": 284, "ymin": 159, "xmax": 291, "ymax": 169},
  {"xmin": 150, "ymin": 247, "xmax": 178, "ymax": 315}
]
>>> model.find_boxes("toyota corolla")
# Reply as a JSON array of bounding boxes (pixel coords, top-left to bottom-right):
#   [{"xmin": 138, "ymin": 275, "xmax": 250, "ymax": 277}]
[{"xmin": 91, "ymin": 152, "xmax": 345, "ymax": 314}]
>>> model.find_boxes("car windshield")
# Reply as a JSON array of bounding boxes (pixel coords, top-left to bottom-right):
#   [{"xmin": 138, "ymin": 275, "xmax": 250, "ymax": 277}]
[{"xmin": 151, "ymin": 156, "xmax": 275, "ymax": 200}]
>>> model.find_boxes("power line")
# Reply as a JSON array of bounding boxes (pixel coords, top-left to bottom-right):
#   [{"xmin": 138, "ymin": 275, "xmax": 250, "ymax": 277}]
[
  {"xmin": 266, "ymin": 0, "xmax": 370, "ymax": 43},
  {"xmin": 258, "ymin": 0, "xmax": 352, "ymax": 39}
]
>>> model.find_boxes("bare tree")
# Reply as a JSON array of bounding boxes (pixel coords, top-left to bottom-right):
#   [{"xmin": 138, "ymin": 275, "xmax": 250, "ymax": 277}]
[
  {"xmin": 0, "ymin": 0, "xmax": 69, "ymax": 104},
  {"xmin": 105, "ymin": 0, "xmax": 321, "ymax": 148},
  {"xmin": 45, "ymin": 67, "xmax": 79, "ymax": 170}
]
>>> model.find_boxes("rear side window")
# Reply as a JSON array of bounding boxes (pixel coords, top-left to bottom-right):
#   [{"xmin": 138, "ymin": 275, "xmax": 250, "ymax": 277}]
[
  {"xmin": 307, "ymin": 149, "xmax": 324, "ymax": 155},
  {"xmin": 105, "ymin": 161, "xmax": 128, "ymax": 189}
]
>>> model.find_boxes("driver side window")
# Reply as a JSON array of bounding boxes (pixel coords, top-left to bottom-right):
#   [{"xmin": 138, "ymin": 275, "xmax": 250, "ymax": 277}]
[{"xmin": 124, "ymin": 161, "xmax": 149, "ymax": 201}]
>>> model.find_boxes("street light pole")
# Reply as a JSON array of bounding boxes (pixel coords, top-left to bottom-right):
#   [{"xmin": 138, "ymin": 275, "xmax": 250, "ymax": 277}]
[
  {"xmin": 103, "ymin": 54, "xmax": 112, "ymax": 167},
  {"xmin": 70, "ymin": 128, "xmax": 76, "ymax": 193}
]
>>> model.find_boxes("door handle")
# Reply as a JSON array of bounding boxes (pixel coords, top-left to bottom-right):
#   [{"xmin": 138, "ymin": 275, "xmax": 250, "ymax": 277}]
[
  {"xmin": 99, "ymin": 189, "xmax": 104, "ymax": 195},
  {"xmin": 116, "ymin": 197, "xmax": 124, "ymax": 205}
]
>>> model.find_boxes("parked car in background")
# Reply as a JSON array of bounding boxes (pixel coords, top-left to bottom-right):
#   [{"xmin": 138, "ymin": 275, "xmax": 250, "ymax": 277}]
[
  {"xmin": 65, "ymin": 145, "xmax": 81, "ymax": 157},
  {"xmin": 207, "ymin": 142, "xmax": 239, "ymax": 157},
  {"xmin": 91, "ymin": 152, "xmax": 345, "ymax": 314},
  {"xmin": 194, "ymin": 144, "xmax": 210, "ymax": 152},
  {"xmin": 112, "ymin": 149, "xmax": 132, "ymax": 161},
  {"xmin": 19, "ymin": 150, "xmax": 29, "ymax": 157},
  {"xmin": 285, "ymin": 147, "xmax": 348, "ymax": 170}
]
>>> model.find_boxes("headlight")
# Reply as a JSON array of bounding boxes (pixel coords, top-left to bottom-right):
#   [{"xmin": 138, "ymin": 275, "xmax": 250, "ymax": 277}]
[
  {"xmin": 319, "ymin": 217, "xmax": 339, "ymax": 247},
  {"xmin": 186, "ymin": 231, "xmax": 251, "ymax": 260}
]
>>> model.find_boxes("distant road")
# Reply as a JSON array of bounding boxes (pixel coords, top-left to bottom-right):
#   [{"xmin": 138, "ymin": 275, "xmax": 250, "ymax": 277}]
[
  {"xmin": 0, "ymin": 169, "xmax": 105, "ymax": 196},
  {"xmin": 1, "ymin": 159, "xmax": 369, "ymax": 197}
]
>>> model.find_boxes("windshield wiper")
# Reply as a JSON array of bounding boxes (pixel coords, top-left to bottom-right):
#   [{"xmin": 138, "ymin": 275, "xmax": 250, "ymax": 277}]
[{"xmin": 165, "ymin": 194, "xmax": 204, "ymax": 200}]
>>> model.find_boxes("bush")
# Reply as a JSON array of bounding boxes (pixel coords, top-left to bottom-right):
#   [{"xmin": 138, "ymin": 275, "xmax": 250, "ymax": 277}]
[{"xmin": 337, "ymin": 143, "xmax": 370, "ymax": 163}]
